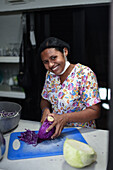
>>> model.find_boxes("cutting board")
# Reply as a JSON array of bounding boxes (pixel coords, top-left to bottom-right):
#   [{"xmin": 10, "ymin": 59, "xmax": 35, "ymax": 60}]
[{"xmin": 8, "ymin": 128, "xmax": 87, "ymax": 160}]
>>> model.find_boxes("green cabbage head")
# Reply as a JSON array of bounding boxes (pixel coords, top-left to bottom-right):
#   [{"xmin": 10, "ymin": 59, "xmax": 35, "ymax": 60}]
[{"xmin": 63, "ymin": 138, "xmax": 97, "ymax": 168}]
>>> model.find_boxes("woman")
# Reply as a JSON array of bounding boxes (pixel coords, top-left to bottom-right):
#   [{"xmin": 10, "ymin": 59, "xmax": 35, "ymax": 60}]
[{"xmin": 38, "ymin": 37, "xmax": 101, "ymax": 139}]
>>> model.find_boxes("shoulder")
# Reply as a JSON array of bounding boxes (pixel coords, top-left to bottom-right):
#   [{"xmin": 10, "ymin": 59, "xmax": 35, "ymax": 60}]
[
  {"xmin": 45, "ymin": 71, "xmax": 58, "ymax": 82},
  {"xmin": 75, "ymin": 63, "xmax": 97, "ymax": 82},
  {"xmin": 76, "ymin": 63, "xmax": 94, "ymax": 74},
  {"xmin": 45, "ymin": 71, "xmax": 53, "ymax": 78}
]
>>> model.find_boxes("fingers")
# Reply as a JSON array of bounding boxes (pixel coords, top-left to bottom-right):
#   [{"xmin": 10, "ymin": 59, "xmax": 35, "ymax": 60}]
[
  {"xmin": 41, "ymin": 115, "xmax": 44, "ymax": 123},
  {"xmin": 46, "ymin": 113, "xmax": 65, "ymax": 139},
  {"xmin": 41, "ymin": 118, "xmax": 44, "ymax": 124},
  {"xmin": 46, "ymin": 121, "xmax": 56, "ymax": 132},
  {"xmin": 41, "ymin": 112, "xmax": 50, "ymax": 124},
  {"xmin": 41, "ymin": 116, "xmax": 45, "ymax": 124},
  {"xmin": 46, "ymin": 120, "xmax": 62, "ymax": 139},
  {"xmin": 48, "ymin": 113, "xmax": 55, "ymax": 118},
  {"xmin": 51, "ymin": 125, "xmax": 63, "ymax": 139}
]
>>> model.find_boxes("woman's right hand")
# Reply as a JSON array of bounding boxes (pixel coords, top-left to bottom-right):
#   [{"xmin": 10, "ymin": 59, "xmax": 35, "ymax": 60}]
[
  {"xmin": 41, "ymin": 107, "xmax": 51, "ymax": 124},
  {"xmin": 40, "ymin": 98, "xmax": 51, "ymax": 124}
]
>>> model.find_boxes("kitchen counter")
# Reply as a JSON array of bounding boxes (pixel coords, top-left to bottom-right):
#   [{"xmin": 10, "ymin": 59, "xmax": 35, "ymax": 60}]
[{"xmin": 0, "ymin": 119, "xmax": 109, "ymax": 170}]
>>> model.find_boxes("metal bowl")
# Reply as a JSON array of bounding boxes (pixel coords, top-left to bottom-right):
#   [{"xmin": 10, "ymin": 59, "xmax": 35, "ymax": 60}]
[{"xmin": 0, "ymin": 101, "xmax": 22, "ymax": 133}]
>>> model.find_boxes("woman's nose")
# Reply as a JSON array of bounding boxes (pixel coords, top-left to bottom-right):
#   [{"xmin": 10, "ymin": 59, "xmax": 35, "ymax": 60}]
[{"xmin": 48, "ymin": 61, "xmax": 54, "ymax": 68}]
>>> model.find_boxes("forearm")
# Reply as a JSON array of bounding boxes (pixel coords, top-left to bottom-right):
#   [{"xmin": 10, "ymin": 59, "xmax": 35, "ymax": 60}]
[
  {"xmin": 40, "ymin": 98, "xmax": 51, "ymax": 111},
  {"xmin": 40, "ymin": 98, "xmax": 51, "ymax": 123},
  {"xmin": 47, "ymin": 103, "xmax": 100, "ymax": 139},
  {"xmin": 65, "ymin": 103, "xmax": 101, "ymax": 124}
]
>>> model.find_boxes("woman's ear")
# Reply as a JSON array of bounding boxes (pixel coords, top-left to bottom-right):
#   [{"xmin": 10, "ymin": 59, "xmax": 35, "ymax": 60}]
[{"xmin": 63, "ymin": 47, "xmax": 68, "ymax": 57}]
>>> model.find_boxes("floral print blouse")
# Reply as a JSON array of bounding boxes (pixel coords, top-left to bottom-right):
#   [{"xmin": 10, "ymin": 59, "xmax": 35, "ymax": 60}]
[{"xmin": 41, "ymin": 63, "xmax": 101, "ymax": 128}]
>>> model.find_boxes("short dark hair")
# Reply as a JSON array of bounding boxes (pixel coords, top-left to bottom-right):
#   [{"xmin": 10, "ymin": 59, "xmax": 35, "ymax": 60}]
[{"xmin": 38, "ymin": 37, "xmax": 70, "ymax": 55}]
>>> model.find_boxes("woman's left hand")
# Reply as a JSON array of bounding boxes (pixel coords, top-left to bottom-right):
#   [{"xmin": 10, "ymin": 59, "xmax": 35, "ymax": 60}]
[{"xmin": 46, "ymin": 113, "xmax": 68, "ymax": 139}]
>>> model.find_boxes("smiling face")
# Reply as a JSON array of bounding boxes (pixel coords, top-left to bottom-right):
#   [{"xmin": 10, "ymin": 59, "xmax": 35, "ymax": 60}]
[{"xmin": 41, "ymin": 48, "xmax": 68, "ymax": 75}]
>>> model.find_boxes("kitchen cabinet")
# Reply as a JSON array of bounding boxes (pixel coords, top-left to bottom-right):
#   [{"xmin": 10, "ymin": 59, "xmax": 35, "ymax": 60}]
[
  {"xmin": 0, "ymin": 14, "xmax": 25, "ymax": 99},
  {"xmin": 0, "ymin": 56, "xmax": 25, "ymax": 99}
]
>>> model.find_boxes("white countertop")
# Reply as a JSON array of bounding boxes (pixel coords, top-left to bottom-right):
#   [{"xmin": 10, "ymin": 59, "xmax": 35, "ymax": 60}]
[{"xmin": 0, "ymin": 119, "xmax": 109, "ymax": 170}]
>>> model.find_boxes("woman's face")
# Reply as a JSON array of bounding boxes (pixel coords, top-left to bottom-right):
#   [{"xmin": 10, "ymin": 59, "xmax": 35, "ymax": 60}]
[{"xmin": 41, "ymin": 48, "xmax": 67, "ymax": 75}]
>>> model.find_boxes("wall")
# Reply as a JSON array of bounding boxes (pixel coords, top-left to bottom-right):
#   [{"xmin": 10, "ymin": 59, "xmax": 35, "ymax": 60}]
[{"xmin": 0, "ymin": 0, "xmax": 111, "ymax": 13}]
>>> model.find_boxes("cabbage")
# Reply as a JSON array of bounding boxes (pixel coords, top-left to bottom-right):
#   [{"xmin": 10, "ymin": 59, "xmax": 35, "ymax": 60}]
[
  {"xmin": 63, "ymin": 138, "xmax": 97, "ymax": 168},
  {"xmin": 38, "ymin": 116, "xmax": 55, "ymax": 141},
  {"xmin": 0, "ymin": 110, "xmax": 17, "ymax": 118},
  {"xmin": 18, "ymin": 116, "xmax": 55, "ymax": 146},
  {"xmin": 18, "ymin": 129, "xmax": 38, "ymax": 146}
]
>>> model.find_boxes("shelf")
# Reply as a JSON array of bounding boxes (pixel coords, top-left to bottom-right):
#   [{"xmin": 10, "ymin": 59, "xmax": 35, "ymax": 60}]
[
  {"xmin": 0, "ymin": 57, "xmax": 25, "ymax": 99},
  {"xmin": 0, "ymin": 90, "xmax": 25, "ymax": 99},
  {"xmin": 0, "ymin": 56, "xmax": 20, "ymax": 63},
  {"xmin": 0, "ymin": 85, "xmax": 25, "ymax": 99}
]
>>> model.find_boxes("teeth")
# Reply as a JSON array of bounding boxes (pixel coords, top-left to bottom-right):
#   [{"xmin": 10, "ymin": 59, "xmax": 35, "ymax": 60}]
[{"xmin": 52, "ymin": 66, "xmax": 59, "ymax": 71}]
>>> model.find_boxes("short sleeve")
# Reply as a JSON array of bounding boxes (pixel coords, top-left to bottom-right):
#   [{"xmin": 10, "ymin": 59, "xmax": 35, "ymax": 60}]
[
  {"xmin": 80, "ymin": 67, "xmax": 101, "ymax": 107},
  {"xmin": 41, "ymin": 72, "xmax": 49, "ymax": 100}
]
